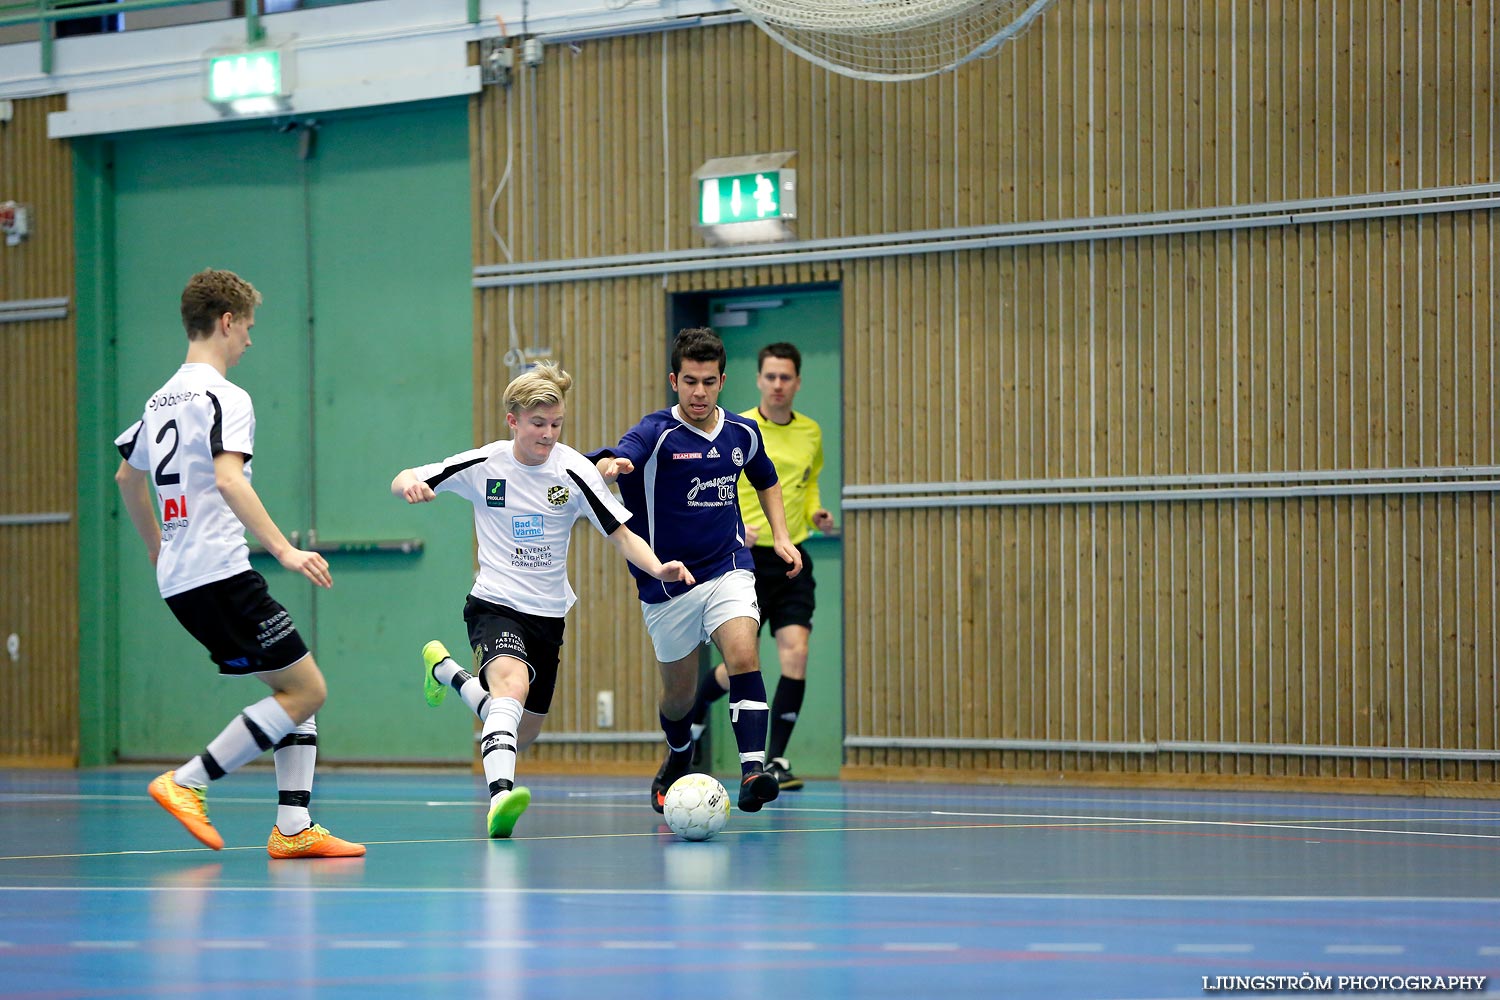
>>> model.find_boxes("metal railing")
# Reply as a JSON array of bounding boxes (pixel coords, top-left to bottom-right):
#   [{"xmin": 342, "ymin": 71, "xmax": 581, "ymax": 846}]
[
  {"xmin": 0, "ymin": 1, "xmax": 483, "ymax": 75},
  {"xmin": 0, "ymin": 0, "xmax": 265, "ymax": 75}
]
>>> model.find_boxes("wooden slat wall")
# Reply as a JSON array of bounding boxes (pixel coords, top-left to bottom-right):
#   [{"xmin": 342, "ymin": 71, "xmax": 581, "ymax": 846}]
[
  {"xmin": 0, "ymin": 94, "xmax": 78, "ymax": 765},
  {"xmin": 845, "ymin": 217, "xmax": 1498, "ymax": 783},
  {"xmin": 468, "ymin": 2, "xmax": 1498, "ymax": 786}
]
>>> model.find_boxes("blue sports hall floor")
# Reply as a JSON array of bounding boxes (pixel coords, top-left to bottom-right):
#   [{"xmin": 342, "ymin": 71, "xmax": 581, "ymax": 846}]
[{"xmin": 0, "ymin": 768, "xmax": 1496, "ymax": 999}]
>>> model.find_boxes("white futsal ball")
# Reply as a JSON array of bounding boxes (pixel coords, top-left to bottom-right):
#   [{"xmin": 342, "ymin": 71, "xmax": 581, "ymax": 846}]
[{"xmin": 663, "ymin": 773, "xmax": 730, "ymax": 841}]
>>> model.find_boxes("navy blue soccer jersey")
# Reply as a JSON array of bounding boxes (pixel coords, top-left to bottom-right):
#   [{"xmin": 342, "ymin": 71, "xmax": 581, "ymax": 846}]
[{"xmin": 591, "ymin": 405, "xmax": 778, "ymax": 604}]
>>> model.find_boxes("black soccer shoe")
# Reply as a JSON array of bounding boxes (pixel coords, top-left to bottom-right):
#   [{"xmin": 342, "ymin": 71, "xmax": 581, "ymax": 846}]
[
  {"xmin": 651, "ymin": 752, "xmax": 692, "ymax": 814},
  {"xmin": 737, "ymin": 767, "xmax": 780, "ymax": 813},
  {"xmin": 765, "ymin": 757, "xmax": 804, "ymax": 791}
]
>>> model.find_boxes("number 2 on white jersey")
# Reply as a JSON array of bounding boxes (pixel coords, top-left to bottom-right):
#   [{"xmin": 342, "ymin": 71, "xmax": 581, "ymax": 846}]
[{"xmin": 154, "ymin": 420, "xmax": 181, "ymax": 487}]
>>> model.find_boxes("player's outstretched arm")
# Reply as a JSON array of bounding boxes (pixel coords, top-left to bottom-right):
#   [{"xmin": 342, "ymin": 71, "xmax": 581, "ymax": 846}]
[
  {"xmin": 114, "ymin": 461, "xmax": 162, "ymax": 565},
  {"xmin": 391, "ymin": 468, "xmax": 437, "ymax": 504},
  {"xmin": 755, "ymin": 482, "xmax": 803, "ymax": 578},
  {"xmin": 606, "ymin": 524, "xmax": 695, "ymax": 586},
  {"xmin": 214, "ymin": 452, "xmax": 333, "ymax": 589},
  {"xmin": 594, "ymin": 457, "xmax": 635, "ymax": 483}
]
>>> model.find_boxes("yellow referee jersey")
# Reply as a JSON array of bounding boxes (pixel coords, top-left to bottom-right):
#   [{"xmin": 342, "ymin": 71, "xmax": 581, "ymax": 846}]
[{"xmin": 737, "ymin": 407, "xmax": 824, "ymax": 546}]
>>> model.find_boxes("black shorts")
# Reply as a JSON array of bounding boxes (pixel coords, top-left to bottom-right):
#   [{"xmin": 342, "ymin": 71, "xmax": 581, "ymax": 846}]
[
  {"xmin": 165, "ymin": 569, "xmax": 310, "ymax": 676},
  {"xmin": 750, "ymin": 543, "xmax": 816, "ymax": 634},
  {"xmin": 463, "ymin": 595, "xmax": 566, "ymax": 716}
]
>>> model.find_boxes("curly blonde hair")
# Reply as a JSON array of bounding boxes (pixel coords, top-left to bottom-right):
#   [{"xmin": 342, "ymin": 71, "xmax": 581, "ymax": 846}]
[
  {"xmin": 180, "ymin": 268, "xmax": 262, "ymax": 340},
  {"xmin": 504, "ymin": 361, "xmax": 573, "ymax": 415}
]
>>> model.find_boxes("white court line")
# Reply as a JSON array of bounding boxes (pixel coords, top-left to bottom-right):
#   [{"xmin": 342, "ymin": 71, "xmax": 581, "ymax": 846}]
[
  {"xmin": 739, "ymin": 789, "xmax": 1500, "ymax": 821},
  {"xmin": 1173, "ymin": 943, "xmax": 1254, "ymax": 954},
  {"xmin": 740, "ymin": 941, "xmax": 816, "ymax": 951},
  {"xmin": 465, "ymin": 940, "xmax": 535, "ymax": 949},
  {"xmin": 601, "ymin": 941, "xmax": 676, "ymax": 949},
  {"xmin": 7, "ymin": 787, "xmax": 1500, "ymax": 821},
  {"xmin": 329, "ymin": 940, "xmax": 407, "ymax": 950},
  {"xmin": 1027, "ymin": 943, "xmax": 1105, "ymax": 952},
  {"xmin": 775, "ymin": 788, "xmax": 1500, "ymax": 819},
  {"xmin": 2, "ymin": 885, "xmax": 1496, "ymax": 905},
  {"xmin": 1478, "ymin": 946, "xmax": 1500, "ymax": 955},
  {"xmin": 927, "ymin": 811, "xmax": 1500, "ymax": 841},
  {"xmin": 199, "ymin": 940, "xmax": 268, "ymax": 950},
  {"xmin": 9, "ymin": 791, "xmax": 1499, "ymax": 831},
  {"xmin": 1324, "ymin": 944, "xmax": 1406, "ymax": 955},
  {"xmin": 12, "ymin": 799, "xmax": 1481, "ymax": 863},
  {"xmin": 70, "ymin": 941, "xmax": 138, "ymax": 949},
  {"xmin": 562, "ymin": 791, "xmax": 644, "ymax": 800},
  {"xmin": 882, "ymin": 942, "xmax": 960, "ymax": 952}
]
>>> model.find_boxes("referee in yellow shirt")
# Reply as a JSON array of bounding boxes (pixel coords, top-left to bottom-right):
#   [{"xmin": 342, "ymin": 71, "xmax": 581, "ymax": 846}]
[{"xmin": 687, "ymin": 342, "xmax": 835, "ymax": 790}]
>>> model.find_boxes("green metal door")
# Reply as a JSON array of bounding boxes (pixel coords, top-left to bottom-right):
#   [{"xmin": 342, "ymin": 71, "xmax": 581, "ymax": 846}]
[
  {"xmin": 109, "ymin": 125, "xmax": 314, "ymax": 760},
  {"xmin": 102, "ymin": 104, "xmax": 475, "ymax": 762}
]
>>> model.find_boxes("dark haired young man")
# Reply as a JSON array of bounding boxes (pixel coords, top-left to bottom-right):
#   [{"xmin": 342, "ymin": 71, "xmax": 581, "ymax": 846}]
[
  {"xmin": 593, "ymin": 328, "xmax": 803, "ymax": 814},
  {"xmin": 687, "ymin": 341, "xmax": 835, "ymax": 790}
]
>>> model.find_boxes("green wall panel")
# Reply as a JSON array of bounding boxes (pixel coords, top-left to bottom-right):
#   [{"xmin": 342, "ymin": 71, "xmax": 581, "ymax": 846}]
[
  {"xmin": 97, "ymin": 103, "xmax": 475, "ymax": 763},
  {"xmin": 110, "ymin": 127, "xmax": 313, "ymax": 761},
  {"xmin": 302, "ymin": 105, "xmax": 478, "ymax": 762}
]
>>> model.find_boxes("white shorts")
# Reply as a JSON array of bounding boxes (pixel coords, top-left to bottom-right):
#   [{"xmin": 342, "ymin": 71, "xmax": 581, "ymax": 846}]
[{"xmin": 640, "ymin": 569, "xmax": 760, "ymax": 663}]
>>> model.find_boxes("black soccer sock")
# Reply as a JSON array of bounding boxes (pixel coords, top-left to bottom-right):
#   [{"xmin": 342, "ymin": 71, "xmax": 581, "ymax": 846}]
[
  {"xmin": 660, "ymin": 711, "xmax": 693, "ymax": 771},
  {"xmin": 726, "ymin": 671, "xmax": 770, "ymax": 776},
  {"xmin": 689, "ymin": 667, "xmax": 730, "ymax": 726},
  {"xmin": 765, "ymin": 676, "xmax": 806, "ymax": 762}
]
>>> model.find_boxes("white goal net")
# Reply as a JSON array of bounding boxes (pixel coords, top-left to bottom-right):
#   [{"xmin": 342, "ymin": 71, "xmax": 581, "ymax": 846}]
[{"xmin": 732, "ymin": 0, "xmax": 1059, "ymax": 82}]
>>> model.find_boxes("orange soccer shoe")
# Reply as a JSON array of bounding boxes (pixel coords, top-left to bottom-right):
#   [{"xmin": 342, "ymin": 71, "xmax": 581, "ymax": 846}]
[
  {"xmin": 148, "ymin": 771, "xmax": 224, "ymax": 850},
  {"xmin": 267, "ymin": 824, "xmax": 367, "ymax": 859}
]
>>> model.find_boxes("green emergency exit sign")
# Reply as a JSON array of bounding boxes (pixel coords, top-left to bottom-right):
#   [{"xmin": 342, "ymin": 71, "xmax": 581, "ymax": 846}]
[
  {"xmin": 698, "ymin": 170, "xmax": 794, "ymax": 226},
  {"xmin": 207, "ymin": 50, "xmax": 283, "ymax": 104}
]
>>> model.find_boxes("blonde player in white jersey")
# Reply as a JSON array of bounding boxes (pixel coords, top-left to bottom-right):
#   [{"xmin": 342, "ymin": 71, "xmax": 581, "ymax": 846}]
[
  {"xmin": 114, "ymin": 268, "xmax": 363, "ymax": 859},
  {"xmin": 390, "ymin": 362, "xmax": 694, "ymax": 838}
]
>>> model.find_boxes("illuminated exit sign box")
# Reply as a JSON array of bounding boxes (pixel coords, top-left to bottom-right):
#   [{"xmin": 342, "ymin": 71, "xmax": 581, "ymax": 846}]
[
  {"xmin": 205, "ymin": 48, "xmax": 292, "ymax": 115},
  {"xmin": 694, "ymin": 152, "xmax": 797, "ymax": 246}
]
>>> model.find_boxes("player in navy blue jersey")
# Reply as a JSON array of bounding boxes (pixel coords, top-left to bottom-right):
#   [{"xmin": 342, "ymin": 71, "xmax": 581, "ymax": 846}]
[{"xmin": 592, "ymin": 327, "xmax": 803, "ymax": 815}]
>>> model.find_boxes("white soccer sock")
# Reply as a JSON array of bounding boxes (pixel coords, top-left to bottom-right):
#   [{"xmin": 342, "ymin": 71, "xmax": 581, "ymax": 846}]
[
  {"xmin": 457, "ymin": 677, "xmax": 490, "ymax": 718},
  {"xmin": 274, "ymin": 716, "xmax": 318, "ymax": 835},
  {"xmin": 174, "ymin": 696, "xmax": 297, "ymax": 788},
  {"xmin": 434, "ymin": 658, "xmax": 491, "ymax": 719},
  {"xmin": 481, "ymin": 696, "xmax": 524, "ymax": 808}
]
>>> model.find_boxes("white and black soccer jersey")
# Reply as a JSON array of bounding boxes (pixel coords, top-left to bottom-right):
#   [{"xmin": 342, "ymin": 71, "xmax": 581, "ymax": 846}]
[
  {"xmin": 590, "ymin": 405, "xmax": 778, "ymax": 605},
  {"xmin": 115, "ymin": 363, "xmax": 256, "ymax": 598},
  {"xmin": 413, "ymin": 441, "xmax": 631, "ymax": 617}
]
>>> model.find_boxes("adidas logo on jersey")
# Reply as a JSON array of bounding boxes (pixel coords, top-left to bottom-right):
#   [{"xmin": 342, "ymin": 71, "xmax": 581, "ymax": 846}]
[{"xmin": 707, "ymin": 446, "xmax": 720, "ymax": 459}]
